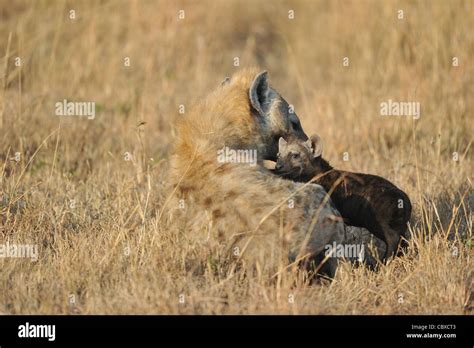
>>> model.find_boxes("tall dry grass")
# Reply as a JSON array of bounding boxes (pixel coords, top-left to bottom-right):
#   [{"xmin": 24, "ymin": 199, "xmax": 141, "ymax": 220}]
[{"xmin": 0, "ymin": 0, "xmax": 472, "ymax": 314}]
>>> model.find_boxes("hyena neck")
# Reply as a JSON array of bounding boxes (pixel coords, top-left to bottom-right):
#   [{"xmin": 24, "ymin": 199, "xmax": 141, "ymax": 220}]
[{"xmin": 304, "ymin": 157, "xmax": 336, "ymax": 185}]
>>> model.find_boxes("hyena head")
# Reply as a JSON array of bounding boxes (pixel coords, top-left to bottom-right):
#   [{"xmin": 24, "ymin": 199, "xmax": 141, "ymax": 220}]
[
  {"xmin": 275, "ymin": 134, "xmax": 324, "ymax": 180},
  {"xmin": 247, "ymin": 71, "xmax": 308, "ymax": 160}
]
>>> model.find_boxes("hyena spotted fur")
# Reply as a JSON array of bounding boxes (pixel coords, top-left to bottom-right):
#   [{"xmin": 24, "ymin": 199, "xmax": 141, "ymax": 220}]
[{"xmin": 170, "ymin": 68, "xmax": 371, "ymax": 277}]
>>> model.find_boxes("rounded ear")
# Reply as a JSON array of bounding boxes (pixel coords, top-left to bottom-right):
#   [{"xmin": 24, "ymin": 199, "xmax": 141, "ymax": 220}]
[
  {"xmin": 311, "ymin": 134, "xmax": 323, "ymax": 158},
  {"xmin": 249, "ymin": 71, "xmax": 269, "ymax": 116},
  {"xmin": 278, "ymin": 136, "xmax": 288, "ymax": 150},
  {"xmin": 303, "ymin": 138, "xmax": 312, "ymax": 150}
]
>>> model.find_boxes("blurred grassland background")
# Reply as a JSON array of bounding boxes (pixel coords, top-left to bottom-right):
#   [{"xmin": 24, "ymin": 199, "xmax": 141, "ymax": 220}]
[{"xmin": 0, "ymin": 0, "xmax": 472, "ymax": 314}]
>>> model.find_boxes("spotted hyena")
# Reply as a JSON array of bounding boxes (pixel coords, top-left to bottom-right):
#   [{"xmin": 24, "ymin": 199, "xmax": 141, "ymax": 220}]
[
  {"xmin": 275, "ymin": 135, "xmax": 412, "ymax": 262},
  {"xmin": 170, "ymin": 68, "xmax": 368, "ymax": 277}
]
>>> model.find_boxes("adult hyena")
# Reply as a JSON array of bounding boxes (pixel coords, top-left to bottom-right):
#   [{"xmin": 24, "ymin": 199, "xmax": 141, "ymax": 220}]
[{"xmin": 170, "ymin": 68, "xmax": 368, "ymax": 277}]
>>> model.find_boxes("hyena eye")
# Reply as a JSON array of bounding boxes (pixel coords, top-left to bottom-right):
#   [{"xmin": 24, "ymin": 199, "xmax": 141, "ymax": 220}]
[
  {"xmin": 289, "ymin": 115, "xmax": 301, "ymax": 129},
  {"xmin": 292, "ymin": 153, "xmax": 300, "ymax": 159}
]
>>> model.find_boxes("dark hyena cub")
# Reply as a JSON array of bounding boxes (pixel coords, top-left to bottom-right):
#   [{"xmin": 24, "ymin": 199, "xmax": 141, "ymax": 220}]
[{"xmin": 275, "ymin": 135, "xmax": 412, "ymax": 262}]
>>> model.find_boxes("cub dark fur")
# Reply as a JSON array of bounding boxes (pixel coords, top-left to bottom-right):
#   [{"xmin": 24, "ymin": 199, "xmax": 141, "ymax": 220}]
[{"xmin": 275, "ymin": 135, "xmax": 412, "ymax": 262}]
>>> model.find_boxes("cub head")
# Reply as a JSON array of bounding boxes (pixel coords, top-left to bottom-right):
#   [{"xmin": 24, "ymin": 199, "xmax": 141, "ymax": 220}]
[
  {"xmin": 248, "ymin": 71, "xmax": 308, "ymax": 160},
  {"xmin": 275, "ymin": 134, "xmax": 324, "ymax": 180}
]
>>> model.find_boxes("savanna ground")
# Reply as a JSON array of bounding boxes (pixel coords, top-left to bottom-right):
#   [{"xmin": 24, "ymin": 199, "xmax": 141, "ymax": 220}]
[{"xmin": 0, "ymin": 0, "xmax": 472, "ymax": 314}]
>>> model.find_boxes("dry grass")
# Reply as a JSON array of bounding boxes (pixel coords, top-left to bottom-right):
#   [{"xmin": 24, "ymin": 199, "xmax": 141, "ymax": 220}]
[{"xmin": 0, "ymin": 0, "xmax": 472, "ymax": 314}]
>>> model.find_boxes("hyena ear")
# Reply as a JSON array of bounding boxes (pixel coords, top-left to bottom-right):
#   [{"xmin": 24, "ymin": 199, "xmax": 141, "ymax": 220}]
[
  {"xmin": 249, "ymin": 71, "xmax": 270, "ymax": 116},
  {"xmin": 311, "ymin": 134, "xmax": 323, "ymax": 158},
  {"xmin": 278, "ymin": 137, "xmax": 288, "ymax": 150}
]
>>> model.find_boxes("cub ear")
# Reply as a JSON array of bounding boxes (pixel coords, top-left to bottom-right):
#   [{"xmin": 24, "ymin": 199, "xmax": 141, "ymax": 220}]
[
  {"xmin": 310, "ymin": 134, "xmax": 323, "ymax": 158},
  {"xmin": 278, "ymin": 137, "xmax": 288, "ymax": 150},
  {"xmin": 249, "ymin": 71, "xmax": 269, "ymax": 116}
]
